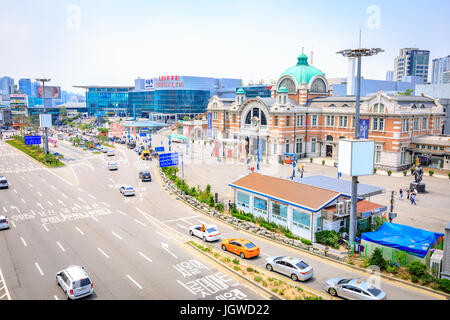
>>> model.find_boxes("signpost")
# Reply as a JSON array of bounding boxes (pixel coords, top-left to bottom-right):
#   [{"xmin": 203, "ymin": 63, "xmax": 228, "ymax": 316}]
[
  {"xmin": 25, "ymin": 135, "xmax": 42, "ymax": 145},
  {"xmin": 155, "ymin": 146, "xmax": 165, "ymax": 153},
  {"xmin": 159, "ymin": 152, "xmax": 179, "ymax": 168}
]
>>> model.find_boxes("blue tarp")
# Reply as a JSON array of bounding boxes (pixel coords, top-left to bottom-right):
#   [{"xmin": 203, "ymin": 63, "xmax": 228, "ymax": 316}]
[{"xmin": 361, "ymin": 222, "xmax": 444, "ymax": 258}]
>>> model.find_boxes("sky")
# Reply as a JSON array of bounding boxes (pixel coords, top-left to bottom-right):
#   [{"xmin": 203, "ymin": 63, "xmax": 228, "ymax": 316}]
[{"xmin": 1, "ymin": 0, "xmax": 449, "ymax": 94}]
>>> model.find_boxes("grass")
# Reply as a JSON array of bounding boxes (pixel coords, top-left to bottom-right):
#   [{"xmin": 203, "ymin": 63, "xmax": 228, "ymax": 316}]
[{"xmin": 6, "ymin": 136, "xmax": 64, "ymax": 168}]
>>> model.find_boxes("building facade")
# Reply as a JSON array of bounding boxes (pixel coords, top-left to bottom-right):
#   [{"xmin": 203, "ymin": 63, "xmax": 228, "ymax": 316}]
[
  {"xmin": 237, "ymin": 85, "xmax": 272, "ymax": 98},
  {"xmin": 432, "ymin": 55, "xmax": 450, "ymax": 84},
  {"xmin": 394, "ymin": 48, "xmax": 430, "ymax": 82},
  {"xmin": 74, "ymin": 86, "xmax": 133, "ymax": 116},
  {"xmin": 415, "ymin": 83, "xmax": 450, "ymax": 134},
  {"xmin": 0, "ymin": 76, "xmax": 14, "ymax": 95},
  {"xmin": 197, "ymin": 53, "xmax": 444, "ymax": 171}
]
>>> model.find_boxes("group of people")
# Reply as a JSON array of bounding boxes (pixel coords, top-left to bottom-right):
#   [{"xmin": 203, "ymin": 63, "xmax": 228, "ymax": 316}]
[{"xmin": 399, "ymin": 188, "xmax": 418, "ymax": 205}]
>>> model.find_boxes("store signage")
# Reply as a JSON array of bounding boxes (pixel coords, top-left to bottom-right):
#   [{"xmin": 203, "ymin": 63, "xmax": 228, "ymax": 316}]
[
  {"xmin": 155, "ymin": 75, "xmax": 183, "ymax": 88},
  {"xmin": 144, "ymin": 79, "xmax": 154, "ymax": 89}
]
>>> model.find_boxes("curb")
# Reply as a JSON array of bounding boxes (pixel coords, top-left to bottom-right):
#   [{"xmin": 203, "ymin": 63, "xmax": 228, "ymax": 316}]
[
  {"xmin": 2, "ymin": 140, "xmax": 54, "ymax": 170},
  {"xmin": 154, "ymin": 164, "xmax": 449, "ymax": 300}
]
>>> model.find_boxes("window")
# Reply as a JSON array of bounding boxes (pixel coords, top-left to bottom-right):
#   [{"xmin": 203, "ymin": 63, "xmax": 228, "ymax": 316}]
[
  {"xmin": 213, "ymin": 128, "xmax": 218, "ymax": 139},
  {"xmin": 297, "ymin": 115, "xmax": 304, "ymax": 126},
  {"xmin": 326, "ymin": 115, "xmax": 334, "ymax": 126},
  {"xmin": 233, "ymin": 114, "xmax": 236, "ymax": 123},
  {"xmin": 400, "ymin": 146, "xmax": 407, "ymax": 165},
  {"xmin": 402, "ymin": 118, "xmax": 410, "ymax": 132},
  {"xmin": 244, "ymin": 243, "xmax": 256, "ymax": 249},
  {"xmin": 343, "ymin": 116, "xmax": 348, "ymax": 127},
  {"xmin": 310, "ymin": 78, "xmax": 326, "ymax": 92},
  {"xmin": 272, "ymin": 202, "xmax": 288, "ymax": 222},
  {"xmin": 311, "ymin": 137, "xmax": 317, "ymax": 153},
  {"xmin": 296, "ymin": 138, "xmax": 303, "ymax": 154},
  {"xmin": 352, "ymin": 116, "xmax": 355, "ymax": 128},
  {"xmin": 213, "ymin": 112, "xmax": 218, "ymax": 120},
  {"xmin": 274, "ymin": 115, "xmax": 278, "ymax": 126},
  {"xmin": 237, "ymin": 191, "xmax": 249, "ymax": 208},
  {"xmin": 413, "ymin": 118, "xmax": 419, "ymax": 131},
  {"xmin": 435, "ymin": 117, "xmax": 441, "ymax": 130},
  {"xmin": 293, "ymin": 209, "xmax": 310, "ymax": 230},
  {"xmin": 339, "ymin": 116, "xmax": 343, "ymax": 127},
  {"xmin": 279, "ymin": 78, "xmax": 296, "ymax": 94},
  {"xmin": 372, "ymin": 117, "xmax": 384, "ymax": 131},
  {"xmin": 285, "ymin": 139, "xmax": 290, "ymax": 153},
  {"xmin": 375, "ymin": 145, "xmax": 382, "ymax": 163},
  {"xmin": 316, "ymin": 217, "xmax": 322, "ymax": 231},
  {"xmin": 312, "ymin": 115, "xmax": 317, "ymax": 126},
  {"xmin": 253, "ymin": 197, "xmax": 267, "ymax": 214},
  {"xmin": 373, "ymin": 103, "xmax": 385, "ymax": 113},
  {"xmin": 286, "ymin": 116, "xmax": 290, "ymax": 126},
  {"xmin": 422, "ymin": 117, "xmax": 427, "ymax": 130}
]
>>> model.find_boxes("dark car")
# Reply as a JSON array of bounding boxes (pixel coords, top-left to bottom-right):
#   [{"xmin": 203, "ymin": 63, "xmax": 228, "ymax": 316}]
[
  {"xmin": 120, "ymin": 140, "xmax": 126, "ymax": 144},
  {"xmin": 139, "ymin": 171, "xmax": 152, "ymax": 182},
  {"xmin": 127, "ymin": 142, "xmax": 136, "ymax": 149}
]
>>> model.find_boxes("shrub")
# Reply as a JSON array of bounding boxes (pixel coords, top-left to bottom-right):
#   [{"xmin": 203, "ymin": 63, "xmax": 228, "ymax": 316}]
[
  {"xmin": 215, "ymin": 203, "xmax": 224, "ymax": 212},
  {"xmin": 407, "ymin": 261, "xmax": 428, "ymax": 277},
  {"xmin": 233, "ymin": 266, "xmax": 241, "ymax": 271},
  {"xmin": 315, "ymin": 230, "xmax": 340, "ymax": 249},
  {"xmin": 411, "ymin": 275, "xmax": 419, "ymax": 283},
  {"xmin": 403, "ymin": 170, "xmax": 407, "ymax": 176},
  {"xmin": 448, "ymin": 172, "xmax": 450, "ymax": 179},
  {"xmin": 368, "ymin": 248, "xmax": 387, "ymax": 270},
  {"xmin": 262, "ymin": 281, "xmax": 268, "ymax": 287},
  {"xmin": 304, "ymin": 296, "xmax": 322, "ymax": 300},
  {"xmin": 387, "ymin": 170, "xmax": 392, "ymax": 176},
  {"xmin": 232, "ymin": 258, "xmax": 240, "ymax": 265},
  {"xmin": 254, "ymin": 276, "xmax": 262, "ymax": 282},
  {"xmin": 401, "ymin": 273, "xmax": 410, "ymax": 280},
  {"xmin": 428, "ymin": 170, "xmax": 434, "ymax": 176},
  {"xmin": 310, "ymin": 157, "xmax": 313, "ymax": 163},
  {"xmin": 386, "ymin": 264, "xmax": 398, "ymax": 274},
  {"xmin": 421, "ymin": 273, "xmax": 435, "ymax": 286},
  {"xmin": 438, "ymin": 278, "xmax": 450, "ymax": 293},
  {"xmin": 322, "ymin": 160, "xmax": 325, "ymax": 165},
  {"xmin": 301, "ymin": 238, "xmax": 312, "ymax": 246},
  {"xmin": 373, "ymin": 168, "xmax": 377, "ymax": 173},
  {"xmin": 246, "ymin": 267, "xmax": 254, "ymax": 273}
]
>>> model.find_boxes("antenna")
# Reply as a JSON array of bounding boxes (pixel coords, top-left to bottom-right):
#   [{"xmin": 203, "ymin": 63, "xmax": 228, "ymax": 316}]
[
  {"xmin": 359, "ymin": 28, "xmax": 362, "ymax": 48},
  {"xmin": 301, "ymin": 46, "xmax": 304, "ymax": 54}
]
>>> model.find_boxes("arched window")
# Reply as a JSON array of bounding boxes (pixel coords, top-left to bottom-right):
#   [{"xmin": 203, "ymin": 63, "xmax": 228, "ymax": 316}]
[
  {"xmin": 310, "ymin": 78, "xmax": 327, "ymax": 93},
  {"xmin": 342, "ymin": 104, "xmax": 349, "ymax": 108},
  {"xmin": 420, "ymin": 104, "xmax": 425, "ymax": 108},
  {"xmin": 326, "ymin": 135, "xmax": 333, "ymax": 141},
  {"xmin": 213, "ymin": 102, "xmax": 218, "ymax": 108},
  {"xmin": 244, "ymin": 108, "xmax": 267, "ymax": 126},
  {"xmin": 411, "ymin": 104, "xmax": 417, "ymax": 109},
  {"xmin": 329, "ymin": 104, "xmax": 336, "ymax": 108},
  {"xmin": 279, "ymin": 78, "xmax": 296, "ymax": 94}
]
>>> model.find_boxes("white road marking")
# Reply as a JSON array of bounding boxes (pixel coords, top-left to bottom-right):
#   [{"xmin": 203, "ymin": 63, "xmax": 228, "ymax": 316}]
[
  {"xmin": 91, "ymin": 216, "xmax": 99, "ymax": 222},
  {"xmin": 2, "ymin": 207, "xmax": 6, "ymax": 213},
  {"xmin": 88, "ymin": 194, "xmax": 96, "ymax": 200},
  {"xmin": 57, "ymin": 200, "xmax": 66, "ymax": 207},
  {"xmin": 54, "ymin": 295, "xmax": 58, "ymax": 300},
  {"xmin": 21, "ymin": 176, "xmax": 25, "ymax": 180},
  {"xmin": 35, "ymin": 262, "xmax": 44, "ymax": 276},
  {"xmin": 41, "ymin": 178, "xmax": 47, "ymax": 182},
  {"xmin": 161, "ymin": 242, "xmax": 178, "ymax": 259},
  {"xmin": 134, "ymin": 219, "xmax": 146, "ymax": 227},
  {"xmin": 138, "ymin": 251, "xmax": 152, "ymax": 263},
  {"xmin": 10, "ymin": 221, "xmax": 16, "ymax": 228},
  {"xmin": 28, "ymin": 183, "xmax": 32, "ymax": 188},
  {"xmin": 161, "ymin": 215, "xmax": 201, "ymax": 223},
  {"xmin": 0, "ymin": 268, "xmax": 11, "ymax": 300},
  {"xmin": 97, "ymin": 247, "xmax": 109, "ymax": 258},
  {"xmin": 176, "ymin": 223, "xmax": 188, "ymax": 229},
  {"xmin": 47, "ymin": 201, "xmax": 54, "ymax": 206},
  {"xmin": 37, "ymin": 191, "xmax": 42, "ymax": 197},
  {"xmin": 42, "ymin": 224, "xmax": 49, "ymax": 232},
  {"xmin": 56, "ymin": 241, "xmax": 66, "ymax": 252},
  {"xmin": 30, "ymin": 209, "xmax": 35, "ymax": 215},
  {"xmin": 75, "ymin": 227, "xmax": 85, "ymax": 235},
  {"xmin": 11, "ymin": 206, "xmax": 20, "ymax": 214},
  {"xmin": 13, "ymin": 189, "xmax": 17, "ymax": 193},
  {"xmin": 117, "ymin": 209, "xmax": 127, "ymax": 216},
  {"xmin": 50, "ymin": 185, "xmax": 57, "ymax": 190},
  {"xmin": 77, "ymin": 197, "xmax": 86, "ymax": 204},
  {"xmin": 21, "ymin": 198, "xmax": 26, "ymax": 203},
  {"xmin": 126, "ymin": 275, "xmax": 143, "ymax": 290},
  {"xmin": 37, "ymin": 203, "xmax": 44, "ymax": 209},
  {"xmin": 21, "ymin": 237, "xmax": 27, "ymax": 247},
  {"xmin": 155, "ymin": 230, "xmax": 170, "ymax": 239},
  {"xmin": 111, "ymin": 231, "xmax": 122, "ymax": 240},
  {"xmin": 62, "ymin": 193, "xmax": 68, "ymax": 199}
]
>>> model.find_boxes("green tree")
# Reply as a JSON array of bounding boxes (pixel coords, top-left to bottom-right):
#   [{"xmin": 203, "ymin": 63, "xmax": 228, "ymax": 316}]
[
  {"xmin": 397, "ymin": 89, "xmax": 413, "ymax": 96},
  {"xmin": 368, "ymin": 248, "xmax": 387, "ymax": 270},
  {"xmin": 407, "ymin": 261, "xmax": 428, "ymax": 277}
]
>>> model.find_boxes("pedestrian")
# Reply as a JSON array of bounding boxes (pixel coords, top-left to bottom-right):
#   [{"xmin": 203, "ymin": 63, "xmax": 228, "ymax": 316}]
[
  {"xmin": 300, "ymin": 168, "xmax": 304, "ymax": 179},
  {"xmin": 406, "ymin": 189, "xmax": 410, "ymax": 200},
  {"xmin": 228, "ymin": 200, "xmax": 232, "ymax": 212},
  {"xmin": 411, "ymin": 193, "xmax": 417, "ymax": 205},
  {"xmin": 399, "ymin": 189, "xmax": 403, "ymax": 199},
  {"xmin": 411, "ymin": 167, "xmax": 415, "ymax": 176}
]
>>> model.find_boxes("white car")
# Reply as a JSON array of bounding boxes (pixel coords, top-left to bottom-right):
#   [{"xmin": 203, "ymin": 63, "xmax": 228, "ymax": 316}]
[
  {"xmin": 107, "ymin": 149, "xmax": 115, "ymax": 156},
  {"xmin": 265, "ymin": 256, "xmax": 313, "ymax": 281},
  {"xmin": 56, "ymin": 265, "xmax": 94, "ymax": 300},
  {"xmin": 0, "ymin": 216, "xmax": 9, "ymax": 230},
  {"xmin": 0, "ymin": 176, "xmax": 8, "ymax": 189},
  {"xmin": 108, "ymin": 162, "xmax": 118, "ymax": 170},
  {"xmin": 101, "ymin": 147, "xmax": 108, "ymax": 153},
  {"xmin": 120, "ymin": 185, "xmax": 135, "ymax": 196},
  {"xmin": 189, "ymin": 225, "xmax": 221, "ymax": 242}
]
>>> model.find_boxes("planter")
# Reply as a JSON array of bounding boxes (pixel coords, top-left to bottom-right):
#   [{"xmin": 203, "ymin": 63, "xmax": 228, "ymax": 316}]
[
  {"xmin": 387, "ymin": 170, "xmax": 392, "ymax": 176},
  {"xmin": 403, "ymin": 170, "xmax": 407, "ymax": 176}
]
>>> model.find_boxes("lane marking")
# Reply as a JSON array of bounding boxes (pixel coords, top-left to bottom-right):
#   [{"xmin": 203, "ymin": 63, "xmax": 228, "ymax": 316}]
[
  {"xmin": 37, "ymin": 191, "xmax": 42, "ymax": 197},
  {"xmin": 21, "ymin": 237, "xmax": 27, "ymax": 247},
  {"xmin": 42, "ymin": 224, "xmax": 49, "ymax": 232},
  {"xmin": 2, "ymin": 207, "xmax": 6, "ymax": 213},
  {"xmin": 50, "ymin": 185, "xmax": 57, "ymax": 190},
  {"xmin": 126, "ymin": 275, "xmax": 143, "ymax": 290},
  {"xmin": 176, "ymin": 223, "xmax": 188, "ymax": 229},
  {"xmin": 75, "ymin": 227, "xmax": 84, "ymax": 235},
  {"xmin": 88, "ymin": 194, "xmax": 96, "ymax": 200},
  {"xmin": 0, "ymin": 268, "xmax": 11, "ymax": 300},
  {"xmin": 56, "ymin": 241, "xmax": 66, "ymax": 252},
  {"xmin": 138, "ymin": 251, "xmax": 152, "ymax": 263},
  {"xmin": 21, "ymin": 198, "xmax": 26, "ymax": 203},
  {"xmin": 117, "ymin": 209, "xmax": 127, "ymax": 216},
  {"xmin": 97, "ymin": 247, "xmax": 109, "ymax": 258},
  {"xmin": 111, "ymin": 231, "xmax": 122, "ymax": 240},
  {"xmin": 161, "ymin": 215, "xmax": 200, "ymax": 223},
  {"xmin": 155, "ymin": 230, "xmax": 170, "ymax": 240},
  {"xmin": 13, "ymin": 189, "xmax": 17, "ymax": 193},
  {"xmin": 57, "ymin": 200, "xmax": 66, "ymax": 207},
  {"xmin": 62, "ymin": 193, "xmax": 68, "ymax": 199},
  {"xmin": 28, "ymin": 183, "xmax": 33, "ymax": 188},
  {"xmin": 161, "ymin": 242, "xmax": 178, "ymax": 259},
  {"xmin": 134, "ymin": 219, "xmax": 146, "ymax": 227},
  {"xmin": 77, "ymin": 197, "xmax": 86, "ymax": 204},
  {"xmin": 47, "ymin": 201, "xmax": 54, "ymax": 206},
  {"xmin": 37, "ymin": 203, "xmax": 44, "ymax": 209},
  {"xmin": 35, "ymin": 262, "xmax": 44, "ymax": 276},
  {"xmin": 11, "ymin": 221, "xmax": 16, "ymax": 228},
  {"xmin": 91, "ymin": 216, "xmax": 99, "ymax": 222}
]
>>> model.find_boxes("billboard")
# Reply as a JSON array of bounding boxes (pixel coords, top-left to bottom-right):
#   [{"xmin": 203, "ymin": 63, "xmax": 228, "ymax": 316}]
[{"xmin": 37, "ymin": 86, "xmax": 61, "ymax": 99}]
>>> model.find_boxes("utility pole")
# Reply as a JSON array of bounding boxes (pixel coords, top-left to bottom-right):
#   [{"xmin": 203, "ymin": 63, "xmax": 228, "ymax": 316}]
[
  {"xmin": 337, "ymin": 46, "xmax": 384, "ymax": 247},
  {"xmin": 35, "ymin": 78, "xmax": 51, "ymax": 154}
]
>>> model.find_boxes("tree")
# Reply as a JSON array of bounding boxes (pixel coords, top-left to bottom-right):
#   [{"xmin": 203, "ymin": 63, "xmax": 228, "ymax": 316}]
[
  {"xmin": 397, "ymin": 89, "xmax": 413, "ymax": 96},
  {"xmin": 60, "ymin": 107, "xmax": 67, "ymax": 117},
  {"xmin": 183, "ymin": 116, "xmax": 191, "ymax": 121},
  {"xmin": 368, "ymin": 248, "xmax": 387, "ymax": 270}
]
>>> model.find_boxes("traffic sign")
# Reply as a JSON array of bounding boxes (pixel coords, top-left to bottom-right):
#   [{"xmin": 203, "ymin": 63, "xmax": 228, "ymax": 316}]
[
  {"xmin": 155, "ymin": 146, "xmax": 165, "ymax": 153},
  {"xmin": 159, "ymin": 152, "xmax": 179, "ymax": 168},
  {"xmin": 25, "ymin": 135, "xmax": 42, "ymax": 145},
  {"xmin": 140, "ymin": 132, "xmax": 147, "ymax": 137}
]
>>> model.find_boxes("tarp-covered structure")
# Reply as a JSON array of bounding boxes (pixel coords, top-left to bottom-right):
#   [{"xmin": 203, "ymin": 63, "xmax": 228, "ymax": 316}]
[{"xmin": 361, "ymin": 223, "xmax": 444, "ymax": 264}]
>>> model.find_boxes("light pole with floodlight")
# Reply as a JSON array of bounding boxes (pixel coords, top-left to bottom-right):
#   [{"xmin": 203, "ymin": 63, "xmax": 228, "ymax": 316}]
[{"xmin": 35, "ymin": 78, "xmax": 51, "ymax": 154}]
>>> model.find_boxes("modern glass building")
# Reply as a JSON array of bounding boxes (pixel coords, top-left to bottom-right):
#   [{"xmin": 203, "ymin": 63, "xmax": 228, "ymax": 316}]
[
  {"xmin": 74, "ymin": 86, "xmax": 133, "ymax": 116},
  {"xmin": 19, "ymin": 78, "xmax": 32, "ymax": 96}
]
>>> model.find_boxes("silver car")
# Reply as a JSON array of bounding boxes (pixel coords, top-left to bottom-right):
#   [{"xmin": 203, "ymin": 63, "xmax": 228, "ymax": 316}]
[
  {"xmin": 0, "ymin": 215, "xmax": 9, "ymax": 230},
  {"xmin": 0, "ymin": 176, "xmax": 8, "ymax": 189},
  {"xmin": 324, "ymin": 278, "xmax": 386, "ymax": 300},
  {"xmin": 56, "ymin": 265, "xmax": 94, "ymax": 300},
  {"xmin": 265, "ymin": 256, "xmax": 313, "ymax": 281}
]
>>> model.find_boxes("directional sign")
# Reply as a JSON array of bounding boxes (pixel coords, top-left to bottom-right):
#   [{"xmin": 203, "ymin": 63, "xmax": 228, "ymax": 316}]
[
  {"xmin": 159, "ymin": 152, "xmax": 179, "ymax": 168},
  {"xmin": 140, "ymin": 132, "xmax": 147, "ymax": 137},
  {"xmin": 155, "ymin": 146, "xmax": 165, "ymax": 153},
  {"xmin": 24, "ymin": 135, "xmax": 42, "ymax": 145}
]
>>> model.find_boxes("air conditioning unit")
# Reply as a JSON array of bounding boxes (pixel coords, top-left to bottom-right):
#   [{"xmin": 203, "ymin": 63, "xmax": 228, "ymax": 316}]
[
  {"xmin": 336, "ymin": 202, "xmax": 345, "ymax": 215},
  {"xmin": 430, "ymin": 249, "xmax": 443, "ymax": 278},
  {"xmin": 345, "ymin": 200, "xmax": 352, "ymax": 214}
]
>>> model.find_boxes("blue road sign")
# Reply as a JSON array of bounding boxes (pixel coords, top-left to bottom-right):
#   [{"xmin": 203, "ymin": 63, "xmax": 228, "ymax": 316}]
[
  {"xmin": 140, "ymin": 132, "xmax": 147, "ymax": 137},
  {"xmin": 54, "ymin": 152, "xmax": 59, "ymax": 157},
  {"xmin": 25, "ymin": 135, "xmax": 42, "ymax": 145},
  {"xmin": 159, "ymin": 152, "xmax": 179, "ymax": 168},
  {"xmin": 359, "ymin": 119, "xmax": 369, "ymax": 139},
  {"xmin": 155, "ymin": 146, "xmax": 165, "ymax": 152}
]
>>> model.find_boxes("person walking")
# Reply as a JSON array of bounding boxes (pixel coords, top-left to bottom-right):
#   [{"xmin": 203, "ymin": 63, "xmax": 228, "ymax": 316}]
[
  {"xmin": 410, "ymin": 192, "xmax": 417, "ymax": 205},
  {"xmin": 406, "ymin": 189, "xmax": 410, "ymax": 200},
  {"xmin": 300, "ymin": 168, "xmax": 304, "ymax": 179},
  {"xmin": 399, "ymin": 189, "xmax": 403, "ymax": 199}
]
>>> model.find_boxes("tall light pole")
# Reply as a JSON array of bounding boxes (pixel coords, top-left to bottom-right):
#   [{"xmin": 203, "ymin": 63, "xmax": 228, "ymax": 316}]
[
  {"xmin": 35, "ymin": 78, "xmax": 51, "ymax": 154},
  {"xmin": 252, "ymin": 116, "xmax": 261, "ymax": 170},
  {"xmin": 336, "ymin": 47, "xmax": 383, "ymax": 247}
]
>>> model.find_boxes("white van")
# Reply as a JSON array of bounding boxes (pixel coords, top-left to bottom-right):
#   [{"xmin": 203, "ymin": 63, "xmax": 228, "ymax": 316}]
[{"xmin": 56, "ymin": 265, "xmax": 94, "ymax": 299}]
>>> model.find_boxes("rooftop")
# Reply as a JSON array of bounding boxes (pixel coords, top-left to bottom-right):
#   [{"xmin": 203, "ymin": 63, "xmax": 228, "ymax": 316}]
[{"xmin": 326, "ymin": 199, "xmax": 386, "ymax": 218}]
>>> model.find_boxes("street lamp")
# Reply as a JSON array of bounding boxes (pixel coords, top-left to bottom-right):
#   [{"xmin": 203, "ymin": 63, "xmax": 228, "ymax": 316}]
[
  {"xmin": 252, "ymin": 116, "xmax": 261, "ymax": 170},
  {"xmin": 35, "ymin": 78, "xmax": 51, "ymax": 154},
  {"xmin": 336, "ymin": 47, "xmax": 383, "ymax": 247}
]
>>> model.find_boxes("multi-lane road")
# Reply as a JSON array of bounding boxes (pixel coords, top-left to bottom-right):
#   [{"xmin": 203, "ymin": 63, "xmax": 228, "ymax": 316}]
[{"xmin": 0, "ymin": 134, "xmax": 446, "ymax": 300}]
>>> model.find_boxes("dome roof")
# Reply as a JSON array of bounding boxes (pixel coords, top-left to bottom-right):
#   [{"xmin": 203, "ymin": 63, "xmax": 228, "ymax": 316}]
[
  {"xmin": 280, "ymin": 54, "xmax": 324, "ymax": 85},
  {"xmin": 277, "ymin": 86, "xmax": 288, "ymax": 93},
  {"xmin": 236, "ymin": 88, "xmax": 246, "ymax": 94}
]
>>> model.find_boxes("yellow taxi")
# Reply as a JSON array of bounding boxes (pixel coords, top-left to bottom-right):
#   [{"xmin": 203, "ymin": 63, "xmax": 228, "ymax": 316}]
[{"xmin": 220, "ymin": 238, "xmax": 260, "ymax": 259}]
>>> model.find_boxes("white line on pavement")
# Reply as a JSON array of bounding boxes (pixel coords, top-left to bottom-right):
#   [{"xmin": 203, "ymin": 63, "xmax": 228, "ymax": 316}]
[
  {"xmin": 42, "ymin": 224, "xmax": 49, "ymax": 232},
  {"xmin": 91, "ymin": 216, "xmax": 99, "ymax": 222},
  {"xmin": 56, "ymin": 241, "xmax": 66, "ymax": 252},
  {"xmin": 47, "ymin": 201, "xmax": 54, "ymax": 206},
  {"xmin": 116, "ymin": 209, "xmax": 127, "ymax": 216},
  {"xmin": 37, "ymin": 203, "xmax": 44, "ymax": 209},
  {"xmin": 126, "ymin": 275, "xmax": 143, "ymax": 289},
  {"xmin": 161, "ymin": 215, "xmax": 200, "ymax": 223},
  {"xmin": 88, "ymin": 194, "xmax": 96, "ymax": 199},
  {"xmin": 57, "ymin": 200, "xmax": 66, "ymax": 207},
  {"xmin": 97, "ymin": 248, "xmax": 109, "ymax": 258},
  {"xmin": 21, "ymin": 198, "xmax": 25, "ymax": 203},
  {"xmin": 21, "ymin": 176, "xmax": 25, "ymax": 180},
  {"xmin": 54, "ymin": 295, "xmax": 58, "ymax": 300},
  {"xmin": 10, "ymin": 221, "xmax": 16, "ymax": 228},
  {"xmin": 77, "ymin": 197, "xmax": 86, "ymax": 204},
  {"xmin": 41, "ymin": 178, "xmax": 47, "ymax": 182},
  {"xmin": 0, "ymin": 268, "xmax": 11, "ymax": 300},
  {"xmin": 134, "ymin": 218, "xmax": 146, "ymax": 227},
  {"xmin": 13, "ymin": 189, "xmax": 17, "ymax": 193},
  {"xmin": 2, "ymin": 207, "xmax": 6, "ymax": 213},
  {"xmin": 138, "ymin": 251, "xmax": 152, "ymax": 263},
  {"xmin": 75, "ymin": 227, "xmax": 84, "ymax": 235},
  {"xmin": 155, "ymin": 230, "xmax": 170, "ymax": 239},
  {"xmin": 161, "ymin": 242, "xmax": 178, "ymax": 259},
  {"xmin": 21, "ymin": 237, "xmax": 27, "ymax": 247},
  {"xmin": 50, "ymin": 185, "xmax": 57, "ymax": 190},
  {"xmin": 28, "ymin": 183, "xmax": 32, "ymax": 188},
  {"xmin": 62, "ymin": 193, "xmax": 68, "ymax": 199},
  {"xmin": 176, "ymin": 223, "xmax": 188, "ymax": 229},
  {"xmin": 111, "ymin": 231, "xmax": 122, "ymax": 240},
  {"xmin": 35, "ymin": 263, "xmax": 44, "ymax": 276},
  {"xmin": 37, "ymin": 192, "xmax": 42, "ymax": 197}
]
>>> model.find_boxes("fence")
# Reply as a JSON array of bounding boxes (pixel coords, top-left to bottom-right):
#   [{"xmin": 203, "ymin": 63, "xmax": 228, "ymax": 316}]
[{"xmin": 360, "ymin": 240, "xmax": 430, "ymax": 266}]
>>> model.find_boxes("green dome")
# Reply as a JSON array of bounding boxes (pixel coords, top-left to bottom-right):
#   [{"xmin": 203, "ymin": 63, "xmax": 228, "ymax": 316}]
[
  {"xmin": 277, "ymin": 86, "xmax": 288, "ymax": 93},
  {"xmin": 280, "ymin": 54, "xmax": 324, "ymax": 85},
  {"xmin": 236, "ymin": 88, "xmax": 246, "ymax": 94}
]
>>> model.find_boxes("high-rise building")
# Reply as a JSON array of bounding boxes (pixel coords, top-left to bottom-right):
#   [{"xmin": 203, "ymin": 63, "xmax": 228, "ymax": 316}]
[
  {"xmin": 394, "ymin": 48, "xmax": 430, "ymax": 82},
  {"xmin": 18, "ymin": 78, "xmax": 32, "ymax": 96},
  {"xmin": 386, "ymin": 70, "xmax": 394, "ymax": 81},
  {"xmin": 444, "ymin": 71, "xmax": 450, "ymax": 84},
  {"xmin": 0, "ymin": 76, "xmax": 14, "ymax": 94},
  {"xmin": 432, "ymin": 55, "xmax": 450, "ymax": 84},
  {"xmin": 32, "ymin": 81, "xmax": 40, "ymax": 97}
]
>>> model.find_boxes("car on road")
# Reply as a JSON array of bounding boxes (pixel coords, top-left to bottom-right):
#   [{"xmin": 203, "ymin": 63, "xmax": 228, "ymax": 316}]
[
  {"xmin": 139, "ymin": 171, "xmax": 152, "ymax": 181},
  {"xmin": 101, "ymin": 147, "xmax": 108, "ymax": 153},
  {"xmin": 120, "ymin": 185, "xmax": 135, "ymax": 196},
  {"xmin": 127, "ymin": 142, "xmax": 136, "ymax": 149},
  {"xmin": 220, "ymin": 238, "xmax": 260, "ymax": 259},
  {"xmin": 324, "ymin": 278, "xmax": 386, "ymax": 300},
  {"xmin": 265, "ymin": 256, "xmax": 313, "ymax": 281},
  {"xmin": 189, "ymin": 224, "xmax": 221, "ymax": 242},
  {"xmin": 108, "ymin": 161, "xmax": 118, "ymax": 170},
  {"xmin": 0, "ymin": 176, "xmax": 8, "ymax": 189},
  {"xmin": 56, "ymin": 265, "xmax": 94, "ymax": 300},
  {"xmin": 107, "ymin": 149, "xmax": 115, "ymax": 156},
  {"xmin": 0, "ymin": 216, "xmax": 9, "ymax": 230},
  {"xmin": 141, "ymin": 150, "xmax": 151, "ymax": 160}
]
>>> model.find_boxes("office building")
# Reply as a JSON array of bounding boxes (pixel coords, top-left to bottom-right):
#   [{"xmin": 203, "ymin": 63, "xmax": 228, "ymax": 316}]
[
  {"xmin": 432, "ymin": 55, "xmax": 450, "ymax": 84},
  {"xmin": 394, "ymin": 48, "xmax": 430, "ymax": 82},
  {"xmin": 0, "ymin": 76, "xmax": 14, "ymax": 94},
  {"xmin": 386, "ymin": 71, "xmax": 394, "ymax": 81},
  {"xmin": 18, "ymin": 78, "xmax": 32, "ymax": 96},
  {"xmin": 416, "ymin": 83, "xmax": 450, "ymax": 134}
]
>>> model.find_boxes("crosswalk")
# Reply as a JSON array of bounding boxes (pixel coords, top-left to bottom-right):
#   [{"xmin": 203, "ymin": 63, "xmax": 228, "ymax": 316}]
[{"xmin": 0, "ymin": 268, "xmax": 11, "ymax": 300}]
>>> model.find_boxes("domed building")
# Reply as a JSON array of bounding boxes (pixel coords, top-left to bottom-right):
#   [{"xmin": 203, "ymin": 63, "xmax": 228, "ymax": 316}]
[{"xmin": 186, "ymin": 53, "xmax": 444, "ymax": 171}]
